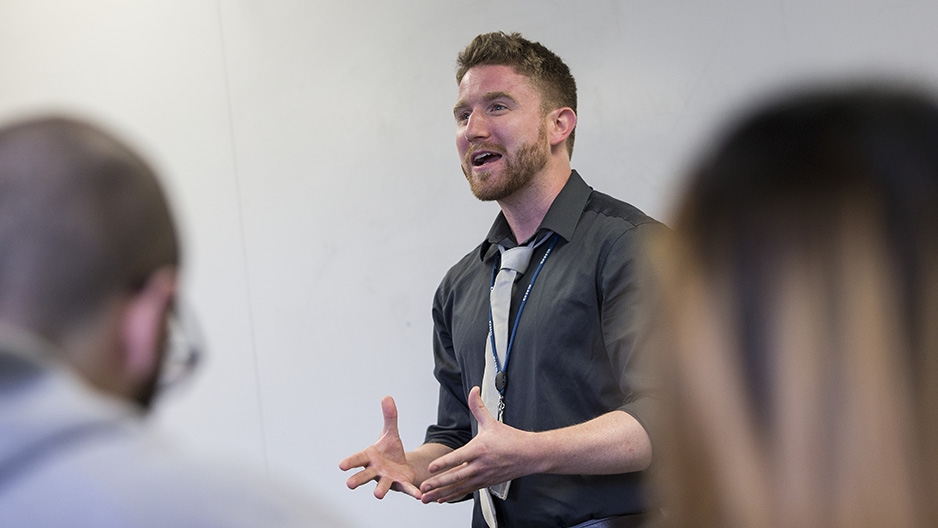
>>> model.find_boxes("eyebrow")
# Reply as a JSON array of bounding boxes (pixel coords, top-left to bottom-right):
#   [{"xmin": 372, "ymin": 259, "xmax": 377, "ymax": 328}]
[{"xmin": 453, "ymin": 91, "xmax": 518, "ymax": 116}]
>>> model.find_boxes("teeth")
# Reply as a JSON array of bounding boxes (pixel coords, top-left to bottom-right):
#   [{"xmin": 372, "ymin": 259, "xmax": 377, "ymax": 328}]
[{"xmin": 472, "ymin": 152, "xmax": 496, "ymax": 166}]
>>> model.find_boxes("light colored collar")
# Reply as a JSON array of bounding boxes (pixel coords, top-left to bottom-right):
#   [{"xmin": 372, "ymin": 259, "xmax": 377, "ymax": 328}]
[{"xmin": 0, "ymin": 322, "xmax": 61, "ymax": 367}]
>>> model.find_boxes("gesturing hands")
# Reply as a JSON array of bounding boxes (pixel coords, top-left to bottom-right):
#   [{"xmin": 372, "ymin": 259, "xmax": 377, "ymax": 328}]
[
  {"xmin": 341, "ymin": 389, "xmax": 651, "ymax": 505},
  {"xmin": 419, "ymin": 386, "xmax": 533, "ymax": 504},
  {"xmin": 339, "ymin": 388, "xmax": 537, "ymax": 504},
  {"xmin": 339, "ymin": 396, "xmax": 422, "ymax": 499}
]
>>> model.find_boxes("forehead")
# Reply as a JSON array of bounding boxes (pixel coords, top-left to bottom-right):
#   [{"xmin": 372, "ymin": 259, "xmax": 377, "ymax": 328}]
[{"xmin": 456, "ymin": 64, "xmax": 541, "ymax": 105}]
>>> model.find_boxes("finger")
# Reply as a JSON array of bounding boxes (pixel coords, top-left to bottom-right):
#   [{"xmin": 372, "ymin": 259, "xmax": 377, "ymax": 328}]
[
  {"xmin": 423, "ymin": 460, "xmax": 471, "ymax": 492},
  {"xmin": 431, "ymin": 485, "xmax": 475, "ymax": 504},
  {"xmin": 427, "ymin": 447, "xmax": 469, "ymax": 475},
  {"xmin": 392, "ymin": 480, "xmax": 424, "ymax": 500},
  {"xmin": 380, "ymin": 395, "xmax": 400, "ymax": 437},
  {"xmin": 345, "ymin": 468, "xmax": 377, "ymax": 490},
  {"xmin": 467, "ymin": 386, "xmax": 494, "ymax": 428},
  {"xmin": 422, "ymin": 478, "xmax": 477, "ymax": 504},
  {"xmin": 338, "ymin": 451, "xmax": 368, "ymax": 471},
  {"xmin": 374, "ymin": 476, "xmax": 393, "ymax": 499}
]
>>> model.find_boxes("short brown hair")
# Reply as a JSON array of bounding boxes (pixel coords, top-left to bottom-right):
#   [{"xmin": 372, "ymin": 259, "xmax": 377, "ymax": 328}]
[{"xmin": 456, "ymin": 32, "xmax": 577, "ymax": 158}]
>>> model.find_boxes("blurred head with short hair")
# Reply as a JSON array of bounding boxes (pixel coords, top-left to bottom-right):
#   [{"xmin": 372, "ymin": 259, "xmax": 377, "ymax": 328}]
[
  {"xmin": 0, "ymin": 115, "xmax": 349, "ymax": 528},
  {"xmin": 0, "ymin": 116, "xmax": 179, "ymax": 408}
]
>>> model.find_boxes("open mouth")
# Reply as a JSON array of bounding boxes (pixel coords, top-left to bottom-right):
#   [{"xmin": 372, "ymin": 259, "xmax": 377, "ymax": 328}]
[{"xmin": 471, "ymin": 151, "xmax": 502, "ymax": 167}]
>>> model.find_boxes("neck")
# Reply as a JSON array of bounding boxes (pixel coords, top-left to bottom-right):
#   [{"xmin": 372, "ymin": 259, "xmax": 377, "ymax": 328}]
[
  {"xmin": 498, "ymin": 164, "xmax": 571, "ymax": 243},
  {"xmin": 500, "ymin": 200, "xmax": 549, "ymax": 244}
]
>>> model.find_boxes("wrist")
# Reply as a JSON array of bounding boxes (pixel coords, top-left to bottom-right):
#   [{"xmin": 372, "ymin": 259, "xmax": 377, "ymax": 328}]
[{"xmin": 523, "ymin": 429, "xmax": 554, "ymax": 474}]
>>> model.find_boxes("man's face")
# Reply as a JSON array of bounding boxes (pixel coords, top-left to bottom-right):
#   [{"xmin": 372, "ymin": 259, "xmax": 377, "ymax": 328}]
[{"xmin": 454, "ymin": 65, "xmax": 550, "ymax": 202}]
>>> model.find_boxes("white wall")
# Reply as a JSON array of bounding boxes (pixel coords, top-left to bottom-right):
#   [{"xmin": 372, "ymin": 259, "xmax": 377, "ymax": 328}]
[{"xmin": 2, "ymin": 1, "xmax": 937, "ymax": 526}]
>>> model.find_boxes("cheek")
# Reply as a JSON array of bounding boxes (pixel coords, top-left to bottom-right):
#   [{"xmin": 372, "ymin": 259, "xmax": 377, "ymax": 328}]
[{"xmin": 456, "ymin": 133, "xmax": 469, "ymax": 156}]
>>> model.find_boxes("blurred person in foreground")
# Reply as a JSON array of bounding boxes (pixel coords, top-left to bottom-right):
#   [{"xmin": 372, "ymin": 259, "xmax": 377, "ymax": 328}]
[
  {"xmin": 0, "ymin": 116, "xmax": 349, "ymax": 527},
  {"xmin": 649, "ymin": 86, "xmax": 938, "ymax": 527}
]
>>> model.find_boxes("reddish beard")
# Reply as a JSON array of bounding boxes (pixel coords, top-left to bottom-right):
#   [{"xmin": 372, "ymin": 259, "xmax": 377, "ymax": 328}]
[{"xmin": 462, "ymin": 125, "xmax": 549, "ymax": 202}]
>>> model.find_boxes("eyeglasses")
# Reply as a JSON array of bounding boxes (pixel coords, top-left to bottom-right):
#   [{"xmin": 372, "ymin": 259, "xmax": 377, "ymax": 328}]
[{"xmin": 158, "ymin": 302, "xmax": 203, "ymax": 391}]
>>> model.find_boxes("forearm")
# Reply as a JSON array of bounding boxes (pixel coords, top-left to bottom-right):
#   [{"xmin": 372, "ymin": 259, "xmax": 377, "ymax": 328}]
[
  {"xmin": 527, "ymin": 410, "xmax": 652, "ymax": 475},
  {"xmin": 407, "ymin": 442, "xmax": 454, "ymax": 485},
  {"xmin": 417, "ymin": 392, "xmax": 653, "ymax": 503}
]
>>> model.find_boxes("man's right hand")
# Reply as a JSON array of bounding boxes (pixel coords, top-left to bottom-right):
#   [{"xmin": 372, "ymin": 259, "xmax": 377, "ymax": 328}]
[{"xmin": 339, "ymin": 396, "xmax": 422, "ymax": 500}]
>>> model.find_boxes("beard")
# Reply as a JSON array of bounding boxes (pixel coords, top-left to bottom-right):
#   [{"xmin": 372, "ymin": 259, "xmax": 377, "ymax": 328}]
[
  {"xmin": 462, "ymin": 124, "xmax": 550, "ymax": 202},
  {"xmin": 132, "ymin": 323, "xmax": 169, "ymax": 411},
  {"xmin": 133, "ymin": 370, "xmax": 160, "ymax": 410}
]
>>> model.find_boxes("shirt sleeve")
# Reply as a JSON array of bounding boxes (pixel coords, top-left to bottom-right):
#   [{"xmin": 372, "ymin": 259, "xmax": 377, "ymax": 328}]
[
  {"xmin": 423, "ymin": 281, "xmax": 473, "ymax": 450},
  {"xmin": 599, "ymin": 220, "xmax": 667, "ymax": 447}
]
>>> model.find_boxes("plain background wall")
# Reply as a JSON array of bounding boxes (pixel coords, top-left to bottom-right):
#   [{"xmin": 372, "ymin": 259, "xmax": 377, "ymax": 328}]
[{"xmin": 2, "ymin": 1, "xmax": 938, "ymax": 526}]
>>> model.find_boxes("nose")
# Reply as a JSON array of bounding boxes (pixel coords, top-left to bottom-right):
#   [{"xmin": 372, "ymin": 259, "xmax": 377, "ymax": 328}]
[{"xmin": 464, "ymin": 111, "xmax": 489, "ymax": 142}]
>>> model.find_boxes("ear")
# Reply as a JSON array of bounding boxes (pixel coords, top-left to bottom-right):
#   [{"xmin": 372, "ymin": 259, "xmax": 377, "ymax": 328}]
[
  {"xmin": 120, "ymin": 267, "xmax": 177, "ymax": 386},
  {"xmin": 546, "ymin": 107, "xmax": 577, "ymax": 150}
]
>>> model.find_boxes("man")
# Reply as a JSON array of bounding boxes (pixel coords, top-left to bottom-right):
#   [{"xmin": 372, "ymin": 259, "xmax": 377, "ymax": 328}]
[
  {"xmin": 340, "ymin": 32, "xmax": 661, "ymax": 527},
  {"xmin": 0, "ymin": 116, "xmax": 347, "ymax": 527}
]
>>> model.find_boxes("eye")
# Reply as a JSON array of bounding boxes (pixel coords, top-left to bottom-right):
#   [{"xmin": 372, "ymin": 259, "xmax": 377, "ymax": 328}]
[
  {"xmin": 455, "ymin": 110, "xmax": 471, "ymax": 123},
  {"xmin": 490, "ymin": 103, "xmax": 507, "ymax": 112}
]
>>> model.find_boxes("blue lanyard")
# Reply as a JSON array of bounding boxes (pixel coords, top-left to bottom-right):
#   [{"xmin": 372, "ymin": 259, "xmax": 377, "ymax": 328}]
[{"xmin": 487, "ymin": 232, "xmax": 560, "ymax": 395}]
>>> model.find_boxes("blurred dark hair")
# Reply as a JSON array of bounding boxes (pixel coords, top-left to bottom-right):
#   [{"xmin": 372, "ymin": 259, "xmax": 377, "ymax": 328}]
[{"xmin": 651, "ymin": 85, "xmax": 938, "ymax": 527}]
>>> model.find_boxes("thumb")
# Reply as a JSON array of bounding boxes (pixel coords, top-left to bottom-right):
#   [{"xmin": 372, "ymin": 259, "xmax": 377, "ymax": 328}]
[
  {"xmin": 468, "ymin": 386, "xmax": 495, "ymax": 427},
  {"xmin": 380, "ymin": 395, "xmax": 400, "ymax": 438}
]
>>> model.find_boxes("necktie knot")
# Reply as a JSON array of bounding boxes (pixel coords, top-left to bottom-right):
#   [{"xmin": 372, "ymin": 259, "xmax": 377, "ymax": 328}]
[
  {"xmin": 497, "ymin": 244, "xmax": 536, "ymax": 276},
  {"xmin": 497, "ymin": 231, "xmax": 551, "ymax": 276}
]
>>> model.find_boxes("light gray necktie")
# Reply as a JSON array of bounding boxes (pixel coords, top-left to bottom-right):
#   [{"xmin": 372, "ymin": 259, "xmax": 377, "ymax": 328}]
[{"xmin": 480, "ymin": 233, "xmax": 548, "ymax": 528}]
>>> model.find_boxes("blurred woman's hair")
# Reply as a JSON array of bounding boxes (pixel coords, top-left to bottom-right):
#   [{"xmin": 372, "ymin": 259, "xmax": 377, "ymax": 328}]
[{"xmin": 650, "ymin": 85, "xmax": 938, "ymax": 527}]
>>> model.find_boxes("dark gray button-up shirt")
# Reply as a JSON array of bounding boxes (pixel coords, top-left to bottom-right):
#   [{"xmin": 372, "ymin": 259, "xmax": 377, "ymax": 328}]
[{"xmin": 425, "ymin": 170, "xmax": 663, "ymax": 527}]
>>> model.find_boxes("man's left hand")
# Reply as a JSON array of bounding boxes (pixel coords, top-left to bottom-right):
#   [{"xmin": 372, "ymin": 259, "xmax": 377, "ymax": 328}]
[{"xmin": 418, "ymin": 386, "xmax": 535, "ymax": 503}]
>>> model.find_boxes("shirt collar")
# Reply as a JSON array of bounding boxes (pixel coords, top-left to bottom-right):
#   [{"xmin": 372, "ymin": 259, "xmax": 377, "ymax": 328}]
[
  {"xmin": 478, "ymin": 170, "xmax": 592, "ymax": 261},
  {"xmin": 0, "ymin": 322, "xmax": 64, "ymax": 380}
]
